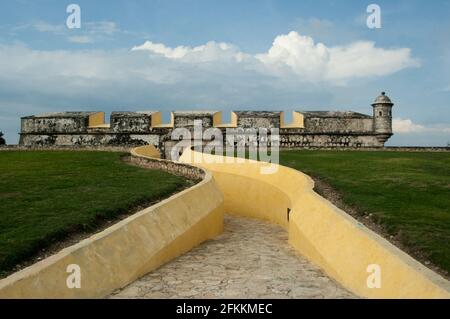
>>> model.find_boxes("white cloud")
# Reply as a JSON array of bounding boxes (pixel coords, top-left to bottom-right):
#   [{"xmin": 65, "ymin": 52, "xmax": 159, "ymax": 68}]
[
  {"xmin": 256, "ymin": 31, "xmax": 420, "ymax": 82},
  {"xmin": 327, "ymin": 42, "xmax": 419, "ymax": 80},
  {"xmin": 12, "ymin": 21, "xmax": 419, "ymax": 81},
  {"xmin": 132, "ymin": 41, "xmax": 247, "ymax": 62},
  {"xmin": 134, "ymin": 31, "xmax": 419, "ymax": 83},
  {"xmin": 393, "ymin": 118, "xmax": 450, "ymax": 133},
  {"xmin": 0, "ymin": 31, "xmax": 422, "ymax": 100},
  {"xmin": 0, "ymin": 32, "xmax": 422, "ymax": 113},
  {"xmin": 256, "ymin": 32, "xmax": 330, "ymax": 81},
  {"xmin": 393, "ymin": 118, "xmax": 426, "ymax": 133}
]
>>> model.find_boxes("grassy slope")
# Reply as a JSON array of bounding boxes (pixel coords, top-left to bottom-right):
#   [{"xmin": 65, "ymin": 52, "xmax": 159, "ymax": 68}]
[
  {"xmin": 279, "ymin": 150, "xmax": 450, "ymax": 273},
  {"xmin": 0, "ymin": 151, "xmax": 188, "ymax": 276}
]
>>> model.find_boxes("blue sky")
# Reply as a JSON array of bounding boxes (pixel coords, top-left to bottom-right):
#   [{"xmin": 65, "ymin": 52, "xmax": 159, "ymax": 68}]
[{"xmin": 0, "ymin": 0, "xmax": 449, "ymax": 145}]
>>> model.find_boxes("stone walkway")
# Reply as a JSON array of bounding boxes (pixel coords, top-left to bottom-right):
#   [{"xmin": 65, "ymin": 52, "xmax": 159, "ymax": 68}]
[{"xmin": 109, "ymin": 215, "xmax": 355, "ymax": 299}]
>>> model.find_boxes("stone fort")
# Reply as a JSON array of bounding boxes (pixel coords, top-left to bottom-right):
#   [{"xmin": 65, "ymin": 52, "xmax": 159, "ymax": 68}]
[{"xmin": 19, "ymin": 92, "xmax": 394, "ymax": 159}]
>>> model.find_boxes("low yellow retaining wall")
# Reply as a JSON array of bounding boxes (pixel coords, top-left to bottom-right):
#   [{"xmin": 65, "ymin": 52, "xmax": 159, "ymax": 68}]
[
  {"xmin": 179, "ymin": 149, "xmax": 450, "ymax": 298},
  {"xmin": 0, "ymin": 148, "xmax": 224, "ymax": 298},
  {"xmin": 131, "ymin": 144, "xmax": 161, "ymax": 159}
]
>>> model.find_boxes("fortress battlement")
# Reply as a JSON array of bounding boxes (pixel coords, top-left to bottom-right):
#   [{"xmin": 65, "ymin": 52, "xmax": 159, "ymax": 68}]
[{"xmin": 19, "ymin": 93, "xmax": 394, "ymax": 159}]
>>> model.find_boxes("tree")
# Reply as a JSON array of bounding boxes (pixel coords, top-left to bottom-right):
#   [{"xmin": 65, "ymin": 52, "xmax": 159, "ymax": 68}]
[{"xmin": 0, "ymin": 131, "xmax": 5, "ymax": 145}]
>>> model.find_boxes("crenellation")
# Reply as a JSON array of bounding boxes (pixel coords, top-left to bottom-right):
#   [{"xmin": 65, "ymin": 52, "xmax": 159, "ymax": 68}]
[
  {"xmin": 235, "ymin": 111, "xmax": 281, "ymax": 129},
  {"xmin": 173, "ymin": 111, "xmax": 216, "ymax": 129},
  {"xmin": 21, "ymin": 112, "xmax": 97, "ymax": 134},
  {"xmin": 110, "ymin": 111, "xmax": 155, "ymax": 133},
  {"xmin": 18, "ymin": 92, "xmax": 394, "ymax": 158}
]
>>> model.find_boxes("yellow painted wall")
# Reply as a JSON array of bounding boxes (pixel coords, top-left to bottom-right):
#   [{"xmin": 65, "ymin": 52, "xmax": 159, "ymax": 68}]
[
  {"xmin": 213, "ymin": 111, "xmax": 238, "ymax": 128},
  {"xmin": 150, "ymin": 111, "xmax": 162, "ymax": 127},
  {"xmin": 179, "ymin": 149, "xmax": 450, "ymax": 298},
  {"xmin": 132, "ymin": 145, "xmax": 161, "ymax": 159},
  {"xmin": 151, "ymin": 111, "xmax": 174, "ymax": 128},
  {"xmin": 88, "ymin": 112, "xmax": 105, "ymax": 127},
  {"xmin": 204, "ymin": 170, "xmax": 290, "ymax": 229},
  {"xmin": 0, "ymin": 149, "xmax": 224, "ymax": 298},
  {"xmin": 280, "ymin": 111, "xmax": 304, "ymax": 128}
]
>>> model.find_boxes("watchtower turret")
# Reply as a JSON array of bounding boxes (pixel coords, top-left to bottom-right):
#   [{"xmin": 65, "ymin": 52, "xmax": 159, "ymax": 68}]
[{"xmin": 372, "ymin": 91, "xmax": 393, "ymax": 144}]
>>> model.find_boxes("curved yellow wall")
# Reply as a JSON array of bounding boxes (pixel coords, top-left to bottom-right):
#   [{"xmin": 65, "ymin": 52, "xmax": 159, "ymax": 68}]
[
  {"xmin": 0, "ymin": 149, "xmax": 223, "ymax": 298},
  {"xmin": 132, "ymin": 144, "xmax": 161, "ymax": 159},
  {"xmin": 179, "ymin": 149, "xmax": 450, "ymax": 298}
]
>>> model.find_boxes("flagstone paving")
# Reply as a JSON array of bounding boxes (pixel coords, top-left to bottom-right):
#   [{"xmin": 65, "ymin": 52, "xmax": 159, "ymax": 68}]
[{"xmin": 109, "ymin": 215, "xmax": 356, "ymax": 299}]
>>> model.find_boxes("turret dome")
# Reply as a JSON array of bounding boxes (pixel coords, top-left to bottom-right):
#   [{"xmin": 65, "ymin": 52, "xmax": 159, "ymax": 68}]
[{"xmin": 372, "ymin": 92, "xmax": 393, "ymax": 106}]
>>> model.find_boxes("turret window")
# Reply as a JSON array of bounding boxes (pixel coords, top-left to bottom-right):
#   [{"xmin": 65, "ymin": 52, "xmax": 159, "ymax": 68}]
[{"xmin": 379, "ymin": 111, "xmax": 382, "ymax": 116}]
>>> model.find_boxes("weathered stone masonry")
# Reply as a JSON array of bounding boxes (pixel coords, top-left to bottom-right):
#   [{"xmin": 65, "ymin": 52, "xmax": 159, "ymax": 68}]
[{"xmin": 19, "ymin": 92, "xmax": 394, "ymax": 159}]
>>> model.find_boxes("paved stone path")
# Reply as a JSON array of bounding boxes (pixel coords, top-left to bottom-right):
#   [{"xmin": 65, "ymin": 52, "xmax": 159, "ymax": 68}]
[{"xmin": 110, "ymin": 215, "xmax": 355, "ymax": 299}]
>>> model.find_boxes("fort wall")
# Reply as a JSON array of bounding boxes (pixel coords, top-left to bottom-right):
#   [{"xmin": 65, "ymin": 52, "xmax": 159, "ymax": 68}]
[{"xmin": 18, "ymin": 93, "xmax": 395, "ymax": 158}]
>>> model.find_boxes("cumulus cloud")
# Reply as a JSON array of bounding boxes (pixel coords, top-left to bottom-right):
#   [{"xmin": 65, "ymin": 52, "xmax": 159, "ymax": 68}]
[
  {"xmin": 256, "ymin": 32, "xmax": 330, "ymax": 80},
  {"xmin": 132, "ymin": 41, "xmax": 247, "ymax": 62},
  {"xmin": 393, "ymin": 118, "xmax": 426, "ymax": 133},
  {"xmin": 393, "ymin": 118, "xmax": 450, "ymax": 133},
  {"xmin": 0, "ymin": 42, "xmax": 261, "ymax": 102},
  {"xmin": 327, "ymin": 42, "xmax": 419, "ymax": 80},
  {"xmin": 0, "ymin": 31, "xmax": 422, "ymax": 99},
  {"xmin": 133, "ymin": 31, "xmax": 419, "ymax": 83},
  {"xmin": 256, "ymin": 31, "xmax": 419, "ymax": 82}
]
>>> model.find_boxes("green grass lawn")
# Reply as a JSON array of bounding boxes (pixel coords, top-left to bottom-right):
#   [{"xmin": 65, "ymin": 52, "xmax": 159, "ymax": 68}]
[
  {"xmin": 279, "ymin": 150, "xmax": 450, "ymax": 274},
  {"xmin": 0, "ymin": 151, "xmax": 189, "ymax": 277}
]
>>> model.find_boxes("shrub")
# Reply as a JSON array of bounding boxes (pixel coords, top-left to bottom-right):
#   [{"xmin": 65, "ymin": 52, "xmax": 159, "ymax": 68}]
[{"xmin": 0, "ymin": 131, "xmax": 5, "ymax": 145}]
